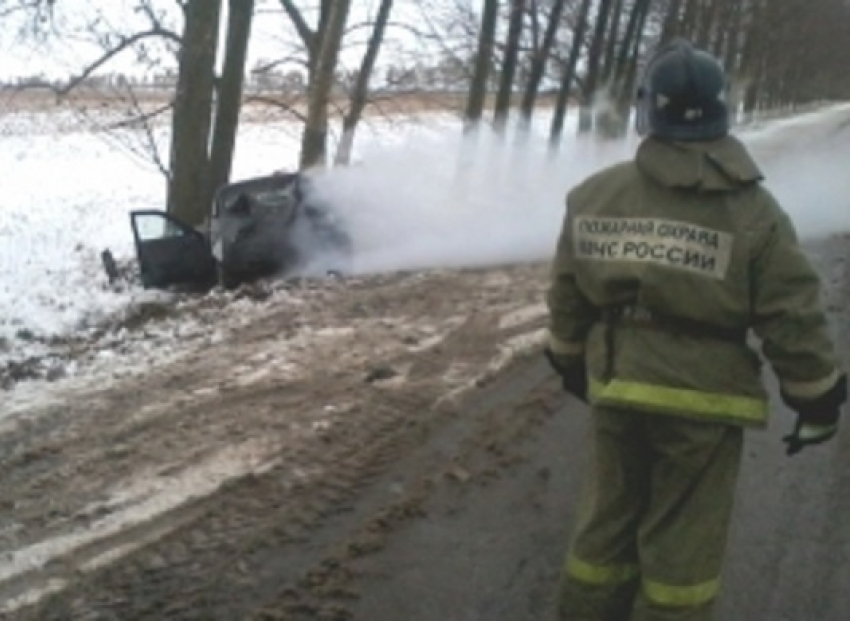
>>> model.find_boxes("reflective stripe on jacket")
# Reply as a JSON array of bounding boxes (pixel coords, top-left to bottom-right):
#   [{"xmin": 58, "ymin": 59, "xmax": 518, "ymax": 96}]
[{"xmin": 566, "ymin": 553, "xmax": 720, "ymax": 607}]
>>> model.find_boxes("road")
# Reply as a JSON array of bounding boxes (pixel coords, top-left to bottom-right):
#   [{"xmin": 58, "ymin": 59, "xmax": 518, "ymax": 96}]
[{"xmin": 0, "ymin": 234, "xmax": 847, "ymax": 620}]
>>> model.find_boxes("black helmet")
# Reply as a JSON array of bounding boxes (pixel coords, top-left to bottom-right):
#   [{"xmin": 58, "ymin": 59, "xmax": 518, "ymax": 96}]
[{"xmin": 636, "ymin": 39, "xmax": 729, "ymax": 141}]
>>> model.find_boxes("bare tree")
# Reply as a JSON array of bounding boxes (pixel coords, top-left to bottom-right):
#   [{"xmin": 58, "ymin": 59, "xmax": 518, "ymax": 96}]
[
  {"xmin": 279, "ymin": 0, "xmax": 399, "ymax": 169},
  {"xmin": 493, "ymin": 0, "xmax": 526, "ymax": 132},
  {"xmin": 0, "ymin": 0, "xmax": 57, "ymax": 37},
  {"xmin": 278, "ymin": 0, "xmax": 332, "ymax": 80},
  {"xmin": 334, "ymin": 0, "xmax": 395, "ymax": 166},
  {"xmin": 678, "ymin": 0, "xmax": 701, "ymax": 40},
  {"xmin": 52, "ymin": 7, "xmax": 182, "ymax": 97},
  {"xmin": 9, "ymin": 1, "xmax": 256, "ymax": 225},
  {"xmin": 692, "ymin": 0, "xmax": 715, "ymax": 48},
  {"xmin": 600, "ymin": 0, "xmax": 625, "ymax": 85},
  {"xmin": 166, "ymin": 0, "xmax": 221, "ymax": 225},
  {"xmin": 209, "ymin": 0, "xmax": 256, "ymax": 198},
  {"xmin": 300, "ymin": 0, "xmax": 351, "ymax": 168},
  {"xmin": 549, "ymin": 0, "xmax": 593, "ymax": 148},
  {"xmin": 661, "ymin": 0, "xmax": 685, "ymax": 42},
  {"xmin": 577, "ymin": 0, "xmax": 614, "ymax": 133},
  {"xmin": 10, "ymin": 0, "xmax": 850, "ymax": 181},
  {"xmin": 737, "ymin": 0, "xmax": 768, "ymax": 118},
  {"xmin": 610, "ymin": 0, "xmax": 652, "ymax": 136},
  {"xmin": 611, "ymin": 0, "xmax": 652, "ymax": 96},
  {"xmin": 518, "ymin": 0, "xmax": 566, "ymax": 125},
  {"xmin": 464, "ymin": 0, "xmax": 500, "ymax": 132},
  {"xmin": 18, "ymin": 2, "xmax": 182, "ymax": 177}
]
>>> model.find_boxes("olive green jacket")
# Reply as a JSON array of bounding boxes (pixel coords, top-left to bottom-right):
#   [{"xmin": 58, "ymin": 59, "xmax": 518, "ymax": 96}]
[{"xmin": 547, "ymin": 135, "xmax": 841, "ymax": 427}]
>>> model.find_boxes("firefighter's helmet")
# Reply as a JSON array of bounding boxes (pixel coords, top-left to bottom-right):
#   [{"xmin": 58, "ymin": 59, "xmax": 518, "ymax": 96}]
[{"xmin": 636, "ymin": 39, "xmax": 729, "ymax": 141}]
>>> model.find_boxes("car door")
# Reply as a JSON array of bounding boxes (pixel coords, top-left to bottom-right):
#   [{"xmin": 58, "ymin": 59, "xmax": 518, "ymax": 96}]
[{"xmin": 130, "ymin": 210, "xmax": 216, "ymax": 290}]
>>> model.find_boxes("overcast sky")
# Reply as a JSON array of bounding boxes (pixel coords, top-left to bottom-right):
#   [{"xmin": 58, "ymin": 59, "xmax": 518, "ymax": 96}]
[{"xmin": 0, "ymin": 0, "xmax": 481, "ymax": 80}]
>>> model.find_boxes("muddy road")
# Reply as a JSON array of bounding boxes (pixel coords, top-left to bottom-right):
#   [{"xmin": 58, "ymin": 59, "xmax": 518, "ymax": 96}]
[{"xmin": 1, "ymin": 235, "xmax": 849, "ymax": 620}]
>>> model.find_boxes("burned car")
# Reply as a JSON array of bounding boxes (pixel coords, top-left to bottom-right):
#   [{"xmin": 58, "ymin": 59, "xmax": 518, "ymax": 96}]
[{"xmin": 113, "ymin": 173, "xmax": 351, "ymax": 291}]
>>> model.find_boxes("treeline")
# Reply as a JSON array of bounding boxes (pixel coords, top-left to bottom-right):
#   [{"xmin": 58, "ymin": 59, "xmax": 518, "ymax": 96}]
[
  {"xmin": 6, "ymin": 0, "xmax": 850, "ymax": 225},
  {"xmin": 463, "ymin": 0, "xmax": 850, "ymax": 142},
  {"xmin": 657, "ymin": 0, "xmax": 850, "ymax": 116}
]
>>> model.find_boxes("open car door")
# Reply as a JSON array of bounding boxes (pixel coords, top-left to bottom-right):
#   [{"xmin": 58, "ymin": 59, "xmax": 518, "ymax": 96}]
[{"xmin": 130, "ymin": 210, "xmax": 216, "ymax": 290}]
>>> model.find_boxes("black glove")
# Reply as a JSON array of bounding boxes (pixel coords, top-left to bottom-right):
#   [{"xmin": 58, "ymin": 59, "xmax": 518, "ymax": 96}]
[
  {"xmin": 783, "ymin": 419, "xmax": 839, "ymax": 456},
  {"xmin": 544, "ymin": 348, "xmax": 588, "ymax": 403},
  {"xmin": 782, "ymin": 374, "xmax": 846, "ymax": 456}
]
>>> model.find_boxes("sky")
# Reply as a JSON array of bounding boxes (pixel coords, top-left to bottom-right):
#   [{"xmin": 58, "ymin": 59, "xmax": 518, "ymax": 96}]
[{"xmin": 0, "ymin": 0, "xmax": 472, "ymax": 80}]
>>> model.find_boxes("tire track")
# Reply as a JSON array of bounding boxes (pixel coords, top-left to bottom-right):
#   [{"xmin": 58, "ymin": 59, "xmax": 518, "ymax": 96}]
[{"xmin": 7, "ymin": 294, "xmax": 550, "ymax": 619}]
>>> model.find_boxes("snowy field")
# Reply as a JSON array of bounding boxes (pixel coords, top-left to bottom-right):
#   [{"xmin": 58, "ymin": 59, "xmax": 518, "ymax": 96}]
[{"xmin": 1, "ymin": 103, "xmax": 850, "ymax": 400}]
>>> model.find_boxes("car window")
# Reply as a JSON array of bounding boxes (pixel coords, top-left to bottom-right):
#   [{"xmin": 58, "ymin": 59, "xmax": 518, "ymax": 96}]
[
  {"xmin": 216, "ymin": 175, "xmax": 300, "ymax": 218},
  {"xmin": 134, "ymin": 213, "xmax": 187, "ymax": 241},
  {"xmin": 253, "ymin": 186, "xmax": 298, "ymax": 210},
  {"xmin": 223, "ymin": 186, "xmax": 296, "ymax": 214}
]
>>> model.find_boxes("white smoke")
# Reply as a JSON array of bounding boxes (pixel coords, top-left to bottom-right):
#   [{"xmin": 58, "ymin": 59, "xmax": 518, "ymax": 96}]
[
  {"xmin": 746, "ymin": 105, "xmax": 850, "ymax": 239},
  {"xmin": 308, "ymin": 116, "xmax": 636, "ymax": 275},
  {"xmin": 307, "ymin": 104, "xmax": 850, "ymax": 276}
]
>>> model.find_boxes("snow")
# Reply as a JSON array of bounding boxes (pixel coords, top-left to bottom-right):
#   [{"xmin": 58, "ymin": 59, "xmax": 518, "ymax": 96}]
[
  {"xmin": 2, "ymin": 102, "xmax": 850, "ymax": 406},
  {"xmin": 0, "ymin": 273, "xmax": 555, "ymax": 601},
  {"xmin": 499, "ymin": 304, "xmax": 548, "ymax": 330},
  {"xmin": 0, "ymin": 439, "xmax": 281, "ymax": 613}
]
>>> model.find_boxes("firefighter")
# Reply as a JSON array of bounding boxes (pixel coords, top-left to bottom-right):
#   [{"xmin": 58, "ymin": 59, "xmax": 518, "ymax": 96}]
[{"xmin": 545, "ymin": 39, "xmax": 846, "ymax": 620}]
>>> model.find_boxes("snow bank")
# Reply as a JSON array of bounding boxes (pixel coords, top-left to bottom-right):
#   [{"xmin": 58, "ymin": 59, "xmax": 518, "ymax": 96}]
[{"xmin": 1, "ymin": 104, "xmax": 849, "ymax": 394}]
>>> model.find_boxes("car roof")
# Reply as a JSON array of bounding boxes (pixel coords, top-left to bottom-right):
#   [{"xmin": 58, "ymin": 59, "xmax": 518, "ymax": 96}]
[{"xmin": 212, "ymin": 173, "xmax": 301, "ymax": 216}]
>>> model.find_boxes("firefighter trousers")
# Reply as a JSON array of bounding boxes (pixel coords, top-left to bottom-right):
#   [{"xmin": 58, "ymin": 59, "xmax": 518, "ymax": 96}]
[{"xmin": 558, "ymin": 405, "xmax": 743, "ymax": 621}]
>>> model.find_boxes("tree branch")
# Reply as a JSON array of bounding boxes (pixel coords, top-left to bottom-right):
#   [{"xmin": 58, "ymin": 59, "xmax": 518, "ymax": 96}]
[
  {"xmin": 54, "ymin": 28, "xmax": 182, "ymax": 96},
  {"xmin": 278, "ymin": 0, "xmax": 315, "ymax": 52},
  {"xmin": 244, "ymin": 94, "xmax": 308, "ymax": 123}
]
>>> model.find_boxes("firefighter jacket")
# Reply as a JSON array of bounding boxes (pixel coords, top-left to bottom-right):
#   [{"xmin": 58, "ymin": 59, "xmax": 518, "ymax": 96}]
[{"xmin": 547, "ymin": 135, "xmax": 842, "ymax": 427}]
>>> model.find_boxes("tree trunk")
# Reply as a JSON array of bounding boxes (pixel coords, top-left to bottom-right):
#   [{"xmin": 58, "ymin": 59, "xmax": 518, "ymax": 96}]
[
  {"xmin": 519, "ymin": 0, "xmax": 566, "ymax": 123},
  {"xmin": 548, "ymin": 0, "xmax": 592, "ymax": 149},
  {"xmin": 334, "ymin": 0, "xmax": 394, "ymax": 166},
  {"xmin": 600, "ymin": 0, "xmax": 624, "ymax": 86},
  {"xmin": 577, "ymin": 0, "xmax": 613, "ymax": 133},
  {"xmin": 313, "ymin": 0, "xmax": 334, "ymax": 76},
  {"xmin": 279, "ymin": 0, "xmax": 316, "ymax": 64},
  {"xmin": 722, "ymin": 0, "xmax": 743, "ymax": 71},
  {"xmin": 167, "ymin": 0, "xmax": 221, "ymax": 226},
  {"xmin": 464, "ymin": 0, "xmax": 500, "ymax": 133},
  {"xmin": 209, "ymin": 0, "xmax": 254, "ymax": 196},
  {"xmin": 602, "ymin": 0, "xmax": 651, "ymax": 138},
  {"xmin": 613, "ymin": 0, "xmax": 651, "ymax": 135},
  {"xmin": 300, "ymin": 0, "xmax": 351, "ymax": 169},
  {"xmin": 739, "ymin": 0, "xmax": 766, "ymax": 119},
  {"xmin": 611, "ymin": 0, "xmax": 650, "ymax": 93},
  {"xmin": 695, "ymin": 0, "xmax": 722, "ymax": 49},
  {"xmin": 679, "ymin": 0, "xmax": 701, "ymax": 40},
  {"xmin": 711, "ymin": 0, "xmax": 732, "ymax": 58},
  {"xmin": 493, "ymin": 0, "xmax": 526, "ymax": 133},
  {"xmin": 594, "ymin": 0, "xmax": 626, "ymax": 137},
  {"xmin": 718, "ymin": 0, "xmax": 742, "ymax": 115},
  {"xmin": 661, "ymin": 0, "xmax": 684, "ymax": 43}
]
